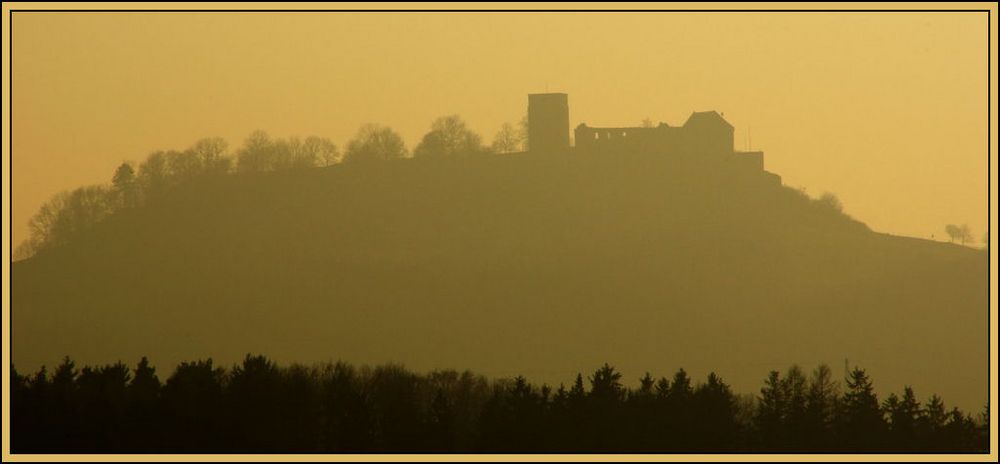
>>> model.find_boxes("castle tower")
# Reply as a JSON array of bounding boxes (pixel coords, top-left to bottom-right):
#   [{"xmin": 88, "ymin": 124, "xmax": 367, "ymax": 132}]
[{"xmin": 527, "ymin": 93, "xmax": 569, "ymax": 154}]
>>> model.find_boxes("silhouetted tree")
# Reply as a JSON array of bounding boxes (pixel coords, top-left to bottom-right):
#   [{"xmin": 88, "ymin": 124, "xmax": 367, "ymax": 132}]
[
  {"xmin": 588, "ymin": 363, "xmax": 625, "ymax": 403},
  {"xmin": 188, "ymin": 137, "xmax": 232, "ymax": 175},
  {"xmin": 11, "ymin": 365, "xmax": 49, "ymax": 452},
  {"xmin": 138, "ymin": 150, "xmax": 170, "ymax": 199},
  {"xmin": 48, "ymin": 356, "xmax": 81, "ymax": 451},
  {"xmin": 654, "ymin": 375, "xmax": 670, "ymax": 399},
  {"xmin": 837, "ymin": 367, "xmax": 886, "ymax": 450},
  {"xmin": 112, "ymin": 162, "xmax": 139, "ymax": 208},
  {"xmin": 626, "ymin": 372, "xmax": 659, "ymax": 450},
  {"xmin": 975, "ymin": 403, "xmax": 989, "ymax": 449},
  {"xmin": 344, "ymin": 124, "xmax": 407, "ymax": 163},
  {"xmin": 666, "ymin": 368, "xmax": 695, "ymax": 450},
  {"xmin": 782, "ymin": 365, "xmax": 809, "ymax": 448},
  {"xmin": 944, "ymin": 224, "xmax": 973, "ymax": 244},
  {"xmin": 304, "ymin": 135, "xmax": 340, "ymax": 167},
  {"xmin": 755, "ymin": 370, "xmax": 787, "ymax": 449},
  {"xmin": 66, "ymin": 186, "xmax": 113, "ymax": 230},
  {"xmin": 568, "ymin": 373, "xmax": 586, "ymax": 405},
  {"xmin": 279, "ymin": 364, "xmax": 323, "ymax": 451},
  {"xmin": 226, "ymin": 354, "xmax": 285, "ymax": 451},
  {"xmin": 75, "ymin": 362, "xmax": 130, "ymax": 450},
  {"xmin": 959, "ymin": 224, "xmax": 973, "ymax": 245},
  {"xmin": 914, "ymin": 394, "xmax": 948, "ymax": 451},
  {"xmin": 636, "ymin": 372, "xmax": 655, "ymax": 397},
  {"xmin": 164, "ymin": 149, "xmax": 203, "ymax": 182},
  {"xmin": 275, "ymin": 137, "xmax": 316, "ymax": 170},
  {"xmin": 585, "ymin": 364, "xmax": 625, "ymax": 451},
  {"xmin": 883, "ymin": 386, "xmax": 921, "ymax": 451},
  {"xmin": 319, "ymin": 361, "xmax": 374, "ymax": 452},
  {"xmin": 562, "ymin": 373, "xmax": 588, "ymax": 450},
  {"xmin": 504, "ymin": 376, "xmax": 547, "ymax": 450},
  {"xmin": 160, "ymin": 359, "xmax": 226, "ymax": 452},
  {"xmin": 236, "ymin": 130, "xmax": 276, "ymax": 173},
  {"xmin": 124, "ymin": 356, "xmax": 161, "ymax": 451},
  {"xmin": 16, "ymin": 191, "xmax": 69, "ymax": 258},
  {"xmin": 816, "ymin": 192, "xmax": 843, "ymax": 213},
  {"xmin": 236, "ymin": 132, "xmax": 328, "ymax": 172},
  {"xmin": 491, "ymin": 122, "xmax": 523, "ymax": 154},
  {"xmin": 424, "ymin": 369, "xmax": 488, "ymax": 451},
  {"xmin": 802, "ymin": 363, "xmax": 839, "ymax": 450},
  {"xmin": 414, "ymin": 115, "xmax": 485, "ymax": 158},
  {"xmin": 19, "ymin": 185, "xmax": 114, "ymax": 258},
  {"xmin": 425, "ymin": 388, "xmax": 454, "ymax": 450},
  {"xmin": 366, "ymin": 364, "xmax": 424, "ymax": 451},
  {"xmin": 941, "ymin": 407, "xmax": 979, "ymax": 451},
  {"xmin": 693, "ymin": 372, "xmax": 739, "ymax": 450}
]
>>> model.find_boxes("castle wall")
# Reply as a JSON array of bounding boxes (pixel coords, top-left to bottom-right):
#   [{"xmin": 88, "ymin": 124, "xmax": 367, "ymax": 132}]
[
  {"xmin": 573, "ymin": 118, "xmax": 773, "ymax": 183},
  {"xmin": 733, "ymin": 151, "xmax": 764, "ymax": 171},
  {"xmin": 574, "ymin": 125, "xmax": 679, "ymax": 155},
  {"xmin": 574, "ymin": 122, "xmax": 732, "ymax": 158},
  {"xmin": 562, "ymin": 97, "xmax": 774, "ymax": 182}
]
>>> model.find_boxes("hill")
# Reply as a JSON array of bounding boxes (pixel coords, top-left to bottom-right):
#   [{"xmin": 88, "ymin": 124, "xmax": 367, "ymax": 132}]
[{"xmin": 11, "ymin": 151, "xmax": 988, "ymax": 412}]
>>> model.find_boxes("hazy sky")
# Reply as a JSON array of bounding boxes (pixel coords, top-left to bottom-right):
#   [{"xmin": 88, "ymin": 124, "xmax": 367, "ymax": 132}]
[{"xmin": 11, "ymin": 11, "xmax": 989, "ymax": 246}]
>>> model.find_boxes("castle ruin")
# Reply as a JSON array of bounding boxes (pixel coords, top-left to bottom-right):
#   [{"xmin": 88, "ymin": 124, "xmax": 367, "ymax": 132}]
[{"xmin": 526, "ymin": 93, "xmax": 779, "ymax": 184}]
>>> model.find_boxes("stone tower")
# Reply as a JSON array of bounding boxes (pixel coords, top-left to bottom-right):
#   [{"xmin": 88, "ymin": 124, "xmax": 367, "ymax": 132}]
[{"xmin": 527, "ymin": 93, "xmax": 569, "ymax": 154}]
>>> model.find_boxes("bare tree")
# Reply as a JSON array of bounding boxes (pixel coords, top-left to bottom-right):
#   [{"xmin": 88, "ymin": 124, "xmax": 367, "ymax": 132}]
[
  {"xmin": 165, "ymin": 149, "xmax": 202, "ymax": 181},
  {"xmin": 490, "ymin": 122, "xmax": 523, "ymax": 154},
  {"xmin": 189, "ymin": 137, "xmax": 231, "ymax": 175},
  {"xmin": 138, "ymin": 151, "xmax": 170, "ymax": 199},
  {"xmin": 20, "ymin": 186, "xmax": 114, "ymax": 258},
  {"xmin": 236, "ymin": 130, "xmax": 276, "ymax": 173},
  {"xmin": 236, "ymin": 132, "xmax": 330, "ymax": 172},
  {"xmin": 303, "ymin": 136, "xmax": 340, "ymax": 167},
  {"xmin": 959, "ymin": 224, "xmax": 972, "ymax": 245},
  {"xmin": 945, "ymin": 224, "xmax": 963, "ymax": 244},
  {"xmin": 276, "ymin": 137, "xmax": 316, "ymax": 171},
  {"xmin": 17, "ymin": 191, "xmax": 71, "ymax": 258},
  {"xmin": 413, "ymin": 115, "xmax": 485, "ymax": 158},
  {"xmin": 944, "ymin": 224, "xmax": 975, "ymax": 245},
  {"xmin": 343, "ymin": 124, "xmax": 408, "ymax": 163}
]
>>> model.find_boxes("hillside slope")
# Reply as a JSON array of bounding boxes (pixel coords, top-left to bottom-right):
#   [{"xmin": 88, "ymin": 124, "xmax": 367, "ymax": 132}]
[{"xmin": 12, "ymin": 152, "xmax": 988, "ymax": 411}]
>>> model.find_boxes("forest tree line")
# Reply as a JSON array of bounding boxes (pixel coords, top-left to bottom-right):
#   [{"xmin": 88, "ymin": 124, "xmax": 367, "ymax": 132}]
[
  {"xmin": 14, "ymin": 116, "xmax": 527, "ymax": 260},
  {"xmin": 11, "ymin": 355, "xmax": 989, "ymax": 453}
]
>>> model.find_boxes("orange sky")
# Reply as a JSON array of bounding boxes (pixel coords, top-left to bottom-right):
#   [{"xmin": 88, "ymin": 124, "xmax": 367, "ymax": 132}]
[{"xmin": 11, "ymin": 11, "xmax": 990, "ymax": 246}]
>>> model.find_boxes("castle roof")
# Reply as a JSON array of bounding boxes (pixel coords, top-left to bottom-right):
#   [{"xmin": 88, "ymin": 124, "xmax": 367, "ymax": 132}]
[
  {"xmin": 576, "ymin": 111, "xmax": 732, "ymax": 132},
  {"xmin": 684, "ymin": 111, "xmax": 733, "ymax": 129}
]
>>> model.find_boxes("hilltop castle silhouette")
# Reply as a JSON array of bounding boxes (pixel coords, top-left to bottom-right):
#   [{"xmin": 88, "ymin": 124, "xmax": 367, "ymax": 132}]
[{"xmin": 527, "ymin": 93, "xmax": 780, "ymax": 184}]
